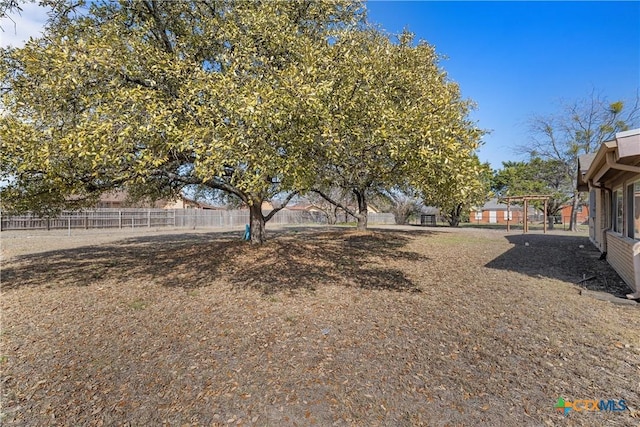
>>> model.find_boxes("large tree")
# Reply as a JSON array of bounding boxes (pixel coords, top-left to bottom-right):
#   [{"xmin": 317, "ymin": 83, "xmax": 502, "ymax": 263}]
[
  {"xmin": 1, "ymin": 0, "xmax": 362, "ymax": 243},
  {"xmin": 522, "ymin": 90, "xmax": 640, "ymax": 231},
  {"xmin": 311, "ymin": 28, "xmax": 483, "ymax": 230},
  {"xmin": 419, "ymin": 155, "xmax": 492, "ymax": 227}
]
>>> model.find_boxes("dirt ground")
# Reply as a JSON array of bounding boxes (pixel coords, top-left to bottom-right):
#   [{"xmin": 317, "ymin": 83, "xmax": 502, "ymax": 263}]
[{"xmin": 1, "ymin": 225, "xmax": 639, "ymax": 426}]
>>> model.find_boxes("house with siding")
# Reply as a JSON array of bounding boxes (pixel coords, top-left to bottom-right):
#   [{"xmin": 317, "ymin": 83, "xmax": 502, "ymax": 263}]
[{"xmin": 576, "ymin": 128, "xmax": 640, "ymax": 299}]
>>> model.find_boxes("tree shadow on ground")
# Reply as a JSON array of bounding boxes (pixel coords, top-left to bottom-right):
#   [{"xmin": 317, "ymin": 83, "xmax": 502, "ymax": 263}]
[
  {"xmin": 225, "ymin": 229, "xmax": 432, "ymax": 294},
  {"xmin": 485, "ymin": 233, "xmax": 634, "ymax": 299},
  {"xmin": 1, "ymin": 228, "xmax": 433, "ymax": 294}
]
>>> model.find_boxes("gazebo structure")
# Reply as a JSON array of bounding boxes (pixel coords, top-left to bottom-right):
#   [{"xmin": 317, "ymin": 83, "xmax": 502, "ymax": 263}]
[{"xmin": 502, "ymin": 195, "xmax": 550, "ymax": 233}]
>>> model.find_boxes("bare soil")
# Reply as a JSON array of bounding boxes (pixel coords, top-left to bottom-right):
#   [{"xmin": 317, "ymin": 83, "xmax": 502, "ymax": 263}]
[{"xmin": 1, "ymin": 225, "xmax": 639, "ymax": 426}]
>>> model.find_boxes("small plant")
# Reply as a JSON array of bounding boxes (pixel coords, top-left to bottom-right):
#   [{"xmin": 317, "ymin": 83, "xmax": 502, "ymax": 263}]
[
  {"xmin": 284, "ymin": 315, "xmax": 297, "ymax": 325},
  {"xmin": 128, "ymin": 299, "xmax": 147, "ymax": 310}
]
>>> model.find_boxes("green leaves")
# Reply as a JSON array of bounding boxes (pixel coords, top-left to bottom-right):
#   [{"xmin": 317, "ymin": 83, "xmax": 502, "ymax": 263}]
[
  {"xmin": 1, "ymin": 0, "xmax": 483, "ymax": 234},
  {"xmin": 492, "ymin": 158, "xmax": 571, "ymax": 215},
  {"xmin": 313, "ymin": 26, "xmax": 483, "ymax": 197},
  {"xmin": 2, "ymin": 1, "xmax": 357, "ymax": 214}
]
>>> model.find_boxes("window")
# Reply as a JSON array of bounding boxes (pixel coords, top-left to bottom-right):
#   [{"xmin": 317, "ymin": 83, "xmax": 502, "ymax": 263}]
[
  {"xmin": 613, "ymin": 189, "xmax": 623, "ymax": 234},
  {"xmin": 503, "ymin": 210, "xmax": 513, "ymax": 220},
  {"xmin": 632, "ymin": 181, "xmax": 640, "ymax": 240},
  {"xmin": 474, "ymin": 211, "xmax": 482, "ymax": 220},
  {"xmin": 589, "ymin": 190, "xmax": 596, "ymax": 219}
]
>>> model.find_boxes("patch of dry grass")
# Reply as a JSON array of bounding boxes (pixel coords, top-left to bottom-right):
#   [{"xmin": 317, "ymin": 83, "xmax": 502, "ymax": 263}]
[{"xmin": 1, "ymin": 226, "xmax": 639, "ymax": 426}]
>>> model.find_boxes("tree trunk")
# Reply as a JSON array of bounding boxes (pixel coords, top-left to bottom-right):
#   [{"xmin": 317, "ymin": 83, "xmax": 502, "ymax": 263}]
[
  {"xmin": 354, "ymin": 189, "xmax": 368, "ymax": 231},
  {"xmin": 547, "ymin": 214, "xmax": 555, "ymax": 230},
  {"xmin": 568, "ymin": 192, "xmax": 579, "ymax": 231},
  {"xmin": 448, "ymin": 203, "xmax": 462, "ymax": 227},
  {"xmin": 249, "ymin": 202, "xmax": 266, "ymax": 244},
  {"xmin": 328, "ymin": 207, "xmax": 338, "ymax": 225}
]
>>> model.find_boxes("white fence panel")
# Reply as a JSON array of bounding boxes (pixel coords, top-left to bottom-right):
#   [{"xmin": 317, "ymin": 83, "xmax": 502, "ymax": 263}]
[{"xmin": 369, "ymin": 213, "xmax": 395, "ymax": 224}]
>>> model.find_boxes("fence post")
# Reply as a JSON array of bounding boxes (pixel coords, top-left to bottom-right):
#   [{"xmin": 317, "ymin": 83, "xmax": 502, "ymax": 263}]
[
  {"xmin": 148, "ymin": 210, "xmax": 151, "ymax": 228},
  {"xmin": 68, "ymin": 215, "xmax": 71, "ymax": 236}
]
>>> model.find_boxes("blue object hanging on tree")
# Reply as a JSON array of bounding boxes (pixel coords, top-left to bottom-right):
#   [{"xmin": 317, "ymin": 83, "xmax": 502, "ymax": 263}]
[{"xmin": 243, "ymin": 224, "xmax": 250, "ymax": 241}]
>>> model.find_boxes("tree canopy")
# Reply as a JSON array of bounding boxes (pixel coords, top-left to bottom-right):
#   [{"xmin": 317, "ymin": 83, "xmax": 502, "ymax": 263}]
[
  {"xmin": 310, "ymin": 28, "xmax": 484, "ymax": 229},
  {"xmin": 1, "ymin": 0, "xmax": 484, "ymax": 242},
  {"xmin": 419, "ymin": 154, "xmax": 492, "ymax": 227},
  {"xmin": 492, "ymin": 158, "xmax": 571, "ymax": 228}
]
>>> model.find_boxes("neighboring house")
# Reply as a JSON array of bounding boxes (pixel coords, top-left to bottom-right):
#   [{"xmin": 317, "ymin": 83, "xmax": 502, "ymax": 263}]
[
  {"xmin": 557, "ymin": 204, "xmax": 590, "ymax": 225},
  {"xmin": 287, "ymin": 199, "xmax": 380, "ymax": 217},
  {"xmin": 96, "ymin": 191, "xmax": 130, "ymax": 208},
  {"xmin": 576, "ymin": 128, "xmax": 640, "ymax": 299},
  {"xmin": 96, "ymin": 191, "xmax": 220, "ymax": 210},
  {"xmin": 287, "ymin": 204, "xmax": 324, "ymax": 213},
  {"xmin": 97, "ymin": 191, "xmax": 167, "ymax": 209},
  {"xmin": 261, "ymin": 201, "xmax": 275, "ymax": 212},
  {"xmin": 469, "ymin": 198, "xmax": 527, "ymax": 224},
  {"xmin": 162, "ymin": 195, "xmax": 221, "ymax": 210}
]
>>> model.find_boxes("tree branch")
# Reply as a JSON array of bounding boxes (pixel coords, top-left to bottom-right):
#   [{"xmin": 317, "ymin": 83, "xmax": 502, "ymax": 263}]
[
  {"xmin": 149, "ymin": 169, "xmax": 249, "ymax": 203},
  {"xmin": 264, "ymin": 191, "xmax": 299, "ymax": 222},
  {"xmin": 311, "ymin": 188, "xmax": 357, "ymax": 218}
]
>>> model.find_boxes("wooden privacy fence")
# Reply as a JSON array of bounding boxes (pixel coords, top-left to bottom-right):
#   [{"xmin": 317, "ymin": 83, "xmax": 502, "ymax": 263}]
[
  {"xmin": 0, "ymin": 209, "xmax": 395, "ymax": 231},
  {"xmin": 0, "ymin": 209, "xmax": 176, "ymax": 231}
]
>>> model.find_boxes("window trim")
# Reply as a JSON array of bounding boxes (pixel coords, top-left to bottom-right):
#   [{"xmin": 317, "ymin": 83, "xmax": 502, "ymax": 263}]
[
  {"xmin": 630, "ymin": 180, "xmax": 640, "ymax": 240},
  {"xmin": 613, "ymin": 188, "xmax": 623, "ymax": 235}
]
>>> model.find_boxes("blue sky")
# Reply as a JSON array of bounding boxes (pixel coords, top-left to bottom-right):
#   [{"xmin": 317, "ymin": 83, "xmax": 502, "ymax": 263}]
[
  {"xmin": 367, "ymin": 1, "xmax": 640, "ymax": 169},
  {"xmin": 2, "ymin": 1, "xmax": 639, "ymax": 170}
]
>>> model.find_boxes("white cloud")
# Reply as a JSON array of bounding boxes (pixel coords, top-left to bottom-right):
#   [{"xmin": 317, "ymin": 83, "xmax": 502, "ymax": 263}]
[{"xmin": 0, "ymin": 2, "xmax": 49, "ymax": 48}]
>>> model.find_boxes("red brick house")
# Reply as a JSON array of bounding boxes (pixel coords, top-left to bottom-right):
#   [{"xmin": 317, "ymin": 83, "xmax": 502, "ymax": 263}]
[
  {"xmin": 557, "ymin": 204, "xmax": 590, "ymax": 225},
  {"xmin": 470, "ymin": 199, "xmax": 527, "ymax": 224}
]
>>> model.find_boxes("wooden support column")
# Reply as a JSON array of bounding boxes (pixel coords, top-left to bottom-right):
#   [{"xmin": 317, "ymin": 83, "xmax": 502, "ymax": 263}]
[
  {"xmin": 504, "ymin": 195, "xmax": 549, "ymax": 234},
  {"xmin": 543, "ymin": 199, "xmax": 548, "ymax": 234}
]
